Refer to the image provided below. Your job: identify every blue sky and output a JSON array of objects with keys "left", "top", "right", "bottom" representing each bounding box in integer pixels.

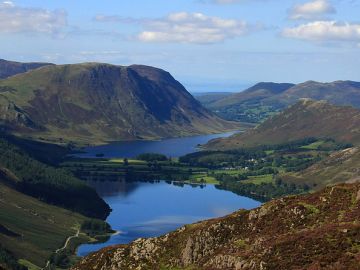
[{"left": 0, "top": 0, "right": 359, "bottom": 92}]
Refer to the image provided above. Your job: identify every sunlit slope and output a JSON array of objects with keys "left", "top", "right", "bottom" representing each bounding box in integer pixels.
[{"left": 206, "top": 99, "right": 360, "bottom": 149}]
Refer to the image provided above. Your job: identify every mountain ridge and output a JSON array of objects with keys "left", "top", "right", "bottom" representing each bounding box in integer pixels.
[
  {"left": 202, "top": 80, "right": 360, "bottom": 123},
  {"left": 0, "top": 62, "right": 237, "bottom": 144}
]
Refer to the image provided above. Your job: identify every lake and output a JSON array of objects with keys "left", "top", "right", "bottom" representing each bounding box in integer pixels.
[
  {"left": 74, "top": 131, "right": 238, "bottom": 158},
  {"left": 76, "top": 131, "right": 261, "bottom": 256},
  {"left": 77, "top": 180, "right": 261, "bottom": 256}
]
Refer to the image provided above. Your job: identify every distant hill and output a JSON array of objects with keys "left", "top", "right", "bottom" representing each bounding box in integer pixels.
[
  {"left": 203, "top": 80, "right": 360, "bottom": 123},
  {"left": 210, "top": 82, "right": 295, "bottom": 108},
  {"left": 206, "top": 99, "right": 360, "bottom": 149},
  {"left": 73, "top": 182, "right": 360, "bottom": 270},
  {"left": 0, "top": 62, "right": 237, "bottom": 144},
  {"left": 0, "top": 59, "right": 53, "bottom": 79}
]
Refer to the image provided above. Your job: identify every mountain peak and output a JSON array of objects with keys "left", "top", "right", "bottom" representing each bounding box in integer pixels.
[{"left": 246, "top": 82, "right": 295, "bottom": 94}]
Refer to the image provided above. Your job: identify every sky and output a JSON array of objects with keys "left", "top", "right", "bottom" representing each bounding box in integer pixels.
[{"left": 0, "top": 0, "right": 359, "bottom": 92}]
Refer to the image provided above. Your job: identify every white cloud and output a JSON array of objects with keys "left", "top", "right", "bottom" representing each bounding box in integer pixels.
[
  {"left": 139, "top": 13, "right": 250, "bottom": 44},
  {"left": 289, "top": 0, "right": 336, "bottom": 20},
  {"left": 0, "top": 1, "right": 67, "bottom": 35},
  {"left": 282, "top": 21, "right": 360, "bottom": 45},
  {"left": 95, "top": 12, "right": 252, "bottom": 44}
]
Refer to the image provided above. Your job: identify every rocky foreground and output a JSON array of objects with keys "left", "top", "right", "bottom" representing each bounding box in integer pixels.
[{"left": 73, "top": 183, "right": 360, "bottom": 270}]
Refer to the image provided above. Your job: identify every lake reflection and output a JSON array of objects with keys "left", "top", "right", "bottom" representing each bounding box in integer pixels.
[{"left": 77, "top": 180, "right": 261, "bottom": 256}]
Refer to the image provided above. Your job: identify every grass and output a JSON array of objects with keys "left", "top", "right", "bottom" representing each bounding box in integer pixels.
[
  {"left": 107, "top": 159, "right": 147, "bottom": 165},
  {"left": 0, "top": 182, "right": 89, "bottom": 268},
  {"left": 18, "top": 259, "right": 41, "bottom": 270},
  {"left": 188, "top": 174, "right": 219, "bottom": 184},
  {"left": 298, "top": 203, "right": 320, "bottom": 215},
  {"left": 301, "top": 140, "right": 325, "bottom": 150},
  {"left": 242, "top": 174, "right": 274, "bottom": 185}
]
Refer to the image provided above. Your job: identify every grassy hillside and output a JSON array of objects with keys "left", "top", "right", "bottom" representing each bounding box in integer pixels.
[
  {"left": 0, "top": 181, "right": 88, "bottom": 268},
  {"left": 203, "top": 80, "right": 360, "bottom": 123},
  {"left": 0, "top": 62, "right": 238, "bottom": 144},
  {"left": 0, "top": 59, "right": 52, "bottom": 79},
  {"left": 73, "top": 182, "right": 360, "bottom": 270},
  {"left": 206, "top": 99, "right": 360, "bottom": 149},
  {"left": 282, "top": 147, "right": 360, "bottom": 189}
]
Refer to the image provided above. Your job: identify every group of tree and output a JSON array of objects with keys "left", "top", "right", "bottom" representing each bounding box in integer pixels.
[{"left": 0, "top": 138, "right": 110, "bottom": 219}]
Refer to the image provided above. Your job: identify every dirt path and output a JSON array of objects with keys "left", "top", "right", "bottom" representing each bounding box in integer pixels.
[
  {"left": 43, "top": 229, "right": 80, "bottom": 269},
  {"left": 55, "top": 229, "right": 80, "bottom": 254}
]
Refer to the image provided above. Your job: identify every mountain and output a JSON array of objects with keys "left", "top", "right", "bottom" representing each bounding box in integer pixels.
[
  {"left": 209, "top": 82, "right": 295, "bottom": 108},
  {"left": 0, "top": 62, "right": 237, "bottom": 144},
  {"left": 206, "top": 99, "right": 360, "bottom": 149},
  {"left": 72, "top": 182, "right": 360, "bottom": 270},
  {"left": 203, "top": 80, "right": 360, "bottom": 123},
  {"left": 0, "top": 59, "right": 52, "bottom": 79},
  {"left": 276, "top": 80, "right": 360, "bottom": 107}
]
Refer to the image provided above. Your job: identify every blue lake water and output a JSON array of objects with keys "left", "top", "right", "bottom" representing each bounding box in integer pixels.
[
  {"left": 77, "top": 181, "right": 261, "bottom": 256},
  {"left": 74, "top": 131, "right": 238, "bottom": 158},
  {"left": 76, "top": 131, "right": 261, "bottom": 256}
]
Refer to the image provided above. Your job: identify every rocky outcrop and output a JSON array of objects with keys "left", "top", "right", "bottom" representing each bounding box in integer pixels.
[{"left": 73, "top": 183, "right": 360, "bottom": 270}]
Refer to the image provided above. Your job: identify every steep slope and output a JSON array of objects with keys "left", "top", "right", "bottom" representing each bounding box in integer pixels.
[
  {"left": 73, "top": 182, "right": 360, "bottom": 270},
  {"left": 0, "top": 137, "right": 110, "bottom": 219},
  {"left": 206, "top": 99, "right": 360, "bottom": 149},
  {"left": 283, "top": 147, "right": 360, "bottom": 189},
  {"left": 0, "top": 59, "right": 52, "bottom": 79},
  {"left": 0, "top": 63, "right": 236, "bottom": 144}
]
